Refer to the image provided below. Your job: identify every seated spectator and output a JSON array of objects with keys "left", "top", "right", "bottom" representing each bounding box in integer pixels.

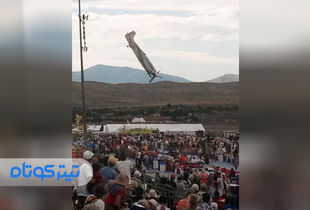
[
  {"left": 223, "top": 196, "right": 236, "bottom": 210},
  {"left": 149, "top": 199, "right": 158, "bottom": 210},
  {"left": 210, "top": 202, "right": 218, "bottom": 210},
  {"left": 148, "top": 189, "right": 158, "bottom": 200},
  {"left": 83, "top": 183, "right": 108, "bottom": 210},
  {"left": 132, "top": 186, "right": 144, "bottom": 203},
  {"left": 82, "top": 204, "right": 100, "bottom": 210},
  {"left": 131, "top": 199, "right": 150, "bottom": 210}
]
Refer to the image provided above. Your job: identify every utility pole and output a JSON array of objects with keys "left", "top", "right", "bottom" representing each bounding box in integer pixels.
[{"left": 78, "top": 0, "right": 87, "bottom": 141}]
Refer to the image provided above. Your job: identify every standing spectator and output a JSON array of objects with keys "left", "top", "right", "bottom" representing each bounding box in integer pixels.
[
  {"left": 217, "top": 175, "right": 224, "bottom": 196},
  {"left": 187, "top": 194, "right": 198, "bottom": 210},
  {"left": 191, "top": 184, "right": 199, "bottom": 195},
  {"left": 87, "top": 162, "right": 104, "bottom": 194},
  {"left": 176, "top": 177, "right": 186, "bottom": 192},
  {"left": 157, "top": 196, "right": 170, "bottom": 210},
  {"left": 197, "top": 193, "right": 210, "bottom": 210},
  {"left": 198, "top": 184, "right": 208, "bottom": 203},
  {"left": 168, "top": 174, "right": 177, "bottom": 188},
  {"left": 77, "top": 151, "right": 95, "bottom": 210},
  {"left": 101, "top": 156, "right": 118, "bottom": 182},
  {"left": 104, "top": 173, "right": 129, "bottom": 210},
  {"left": 176, "top": 188, "right": 194, "bottom": 210}
]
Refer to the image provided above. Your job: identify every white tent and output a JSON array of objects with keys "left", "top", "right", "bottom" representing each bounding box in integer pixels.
[
  {"left": 87, "top": 125, "right": 103, "bottom": 132},
  {"left": 72, "top": 128, "right": 81, "bottom": 133},
  {"left": 103, "top": 124, "right": 205, "bottom": 134},
  {"left": 132, "top": 117, "right": 146, "bottom": 123}
]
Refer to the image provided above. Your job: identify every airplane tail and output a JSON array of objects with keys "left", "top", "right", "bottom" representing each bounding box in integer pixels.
[
  {"left": 156, "top": 70, "right": 162, "bottom": 78},
  {"left": 149, "top": 71, "right": 161, "bottom": 83},
  {"left": 149, "top": 75, "right": 156, "bottom": 83}
]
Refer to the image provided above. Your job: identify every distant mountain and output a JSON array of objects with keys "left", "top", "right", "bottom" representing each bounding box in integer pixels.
[
  {"left": 72, "top": 64, "right": 190, "bottom": 84},
  {"left": 207, "top": 74, "right": 239, "bottom": 83}
]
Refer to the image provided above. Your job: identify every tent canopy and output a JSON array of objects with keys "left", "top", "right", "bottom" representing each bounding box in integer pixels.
[{"left": 103, "top": 124, "right": 205, "bottom": 134}]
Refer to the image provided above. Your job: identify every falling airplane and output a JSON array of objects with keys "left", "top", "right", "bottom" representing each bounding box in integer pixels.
[{"left": 125, "top": 31, "right": 161, "bottom": 83}]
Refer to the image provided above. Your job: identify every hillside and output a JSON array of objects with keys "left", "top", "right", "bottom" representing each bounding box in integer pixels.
[
  {"left": 72, "top": 64, "right": 190, "bottom": 84},
  {"left": 72, "top": 81, "right": 239, "bottom": 109},
  {"left": 207, "top": 74, "right": 239, "bottom": 83}
]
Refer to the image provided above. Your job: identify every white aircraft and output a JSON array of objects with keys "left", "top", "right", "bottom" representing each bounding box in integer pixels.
[{"left": 125, "top": 31, "right": 161, "bottom": 83}]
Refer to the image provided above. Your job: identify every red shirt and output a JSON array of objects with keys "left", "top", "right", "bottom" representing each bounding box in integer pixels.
[
  {"left": 104, "top": 185, "right": 125, "bottom": 205},
  {"left": 177, "top": 198, "right": 189, "bottom": 210}
]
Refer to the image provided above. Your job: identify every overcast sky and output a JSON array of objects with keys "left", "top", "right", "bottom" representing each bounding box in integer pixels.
[{"left": 72, "top": 0, "right": 239, "bottom": 82}]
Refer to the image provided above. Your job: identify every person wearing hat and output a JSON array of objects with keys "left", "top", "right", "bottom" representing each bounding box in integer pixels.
[
  {"left": 210, "top": 202, "right": 218, "bottom": 210},
  {"left": 76, "top": 151, "right": 95, "bottom": 209},
  {"left": 100, "top": 156, "right": 118, "bottom": 182},
  {"left": 83, "top": 150, "right": 95, "bottom": 162}
]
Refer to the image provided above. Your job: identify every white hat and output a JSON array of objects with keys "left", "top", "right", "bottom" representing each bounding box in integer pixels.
[
  {"left": 210, "top": 202, "right": 218, "bottom": 210},
  {"left": 134, "top": 170, "right": 142, "bottom": 178},
  {"left": 83, "top": 150, "right": 94, "bottom": 160},
  {"left": 191, "top": 183, "right": 199, "bottom": 192}
]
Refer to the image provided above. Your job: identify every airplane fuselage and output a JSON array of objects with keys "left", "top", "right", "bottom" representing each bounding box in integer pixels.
[{"left": 125, "top": 31, "right": 159, "bottom": 80}]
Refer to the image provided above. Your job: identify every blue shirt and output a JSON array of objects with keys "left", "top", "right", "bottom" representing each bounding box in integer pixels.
[
  {"left": 223, "top": 205, "right": 236, "bottom": 210},
  {"left": 100, "top": 166, "right": 118, "bottom": 182},
  {"left": 197, "top": 203, "right": 210, "bottom": 210}
]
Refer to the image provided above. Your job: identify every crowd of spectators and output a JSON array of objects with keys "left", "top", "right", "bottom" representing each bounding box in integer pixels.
[{"left": 72, "top": 132, "right": 239, "bottom": 210}]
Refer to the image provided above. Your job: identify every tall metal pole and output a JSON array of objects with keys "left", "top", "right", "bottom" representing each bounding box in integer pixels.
[{"left": 78, "top": 0, "right": 87, "bottom": 141}]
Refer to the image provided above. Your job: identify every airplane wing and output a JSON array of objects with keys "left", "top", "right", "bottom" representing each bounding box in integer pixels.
[{"left": 125, "top": 31, "right": 157, "bottom": 76}]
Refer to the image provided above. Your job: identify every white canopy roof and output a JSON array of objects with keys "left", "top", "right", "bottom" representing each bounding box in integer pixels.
[
  {"left": 87, "top": 125, "right": 103, "bottom": 132},
  {"left": 103, "top": 124, "right": 205, "bottom": 134}
]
